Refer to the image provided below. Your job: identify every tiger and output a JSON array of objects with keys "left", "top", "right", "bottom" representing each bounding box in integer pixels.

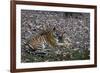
[
  {"left": 24, "top": 27, "right": 58, "bottom": 50},
  {"left": 23, "top": 26, "right": 72, "bottom": 51}
]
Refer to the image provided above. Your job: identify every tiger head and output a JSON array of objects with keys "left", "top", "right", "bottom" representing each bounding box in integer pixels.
[
  {"left": 48, "top": 27, "right": 72, "bottom": 49},
  {"left": 43, "top": 26, "right": 72, "bottom": 49}
]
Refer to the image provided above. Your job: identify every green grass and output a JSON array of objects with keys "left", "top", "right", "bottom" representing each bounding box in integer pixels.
[{"left": 21, "top": 47, "right": 90, "bottom": 62}]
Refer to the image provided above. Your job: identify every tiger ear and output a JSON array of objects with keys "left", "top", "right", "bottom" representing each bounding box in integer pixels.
[{"left": 53, "top": 27, "right": 56, "bottom": 31}]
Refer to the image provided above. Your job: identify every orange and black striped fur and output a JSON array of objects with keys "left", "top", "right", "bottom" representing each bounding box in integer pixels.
[
  {"left": 25, "top": 28, "right": 57, "bottom": 50},
  {"left": 24, "top": 27, "right": 72, "bottom": 50}
]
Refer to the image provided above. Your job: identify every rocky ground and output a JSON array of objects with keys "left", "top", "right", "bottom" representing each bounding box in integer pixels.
[{"left": 21, "top": 10, "right": 90, "bottom": 63}]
